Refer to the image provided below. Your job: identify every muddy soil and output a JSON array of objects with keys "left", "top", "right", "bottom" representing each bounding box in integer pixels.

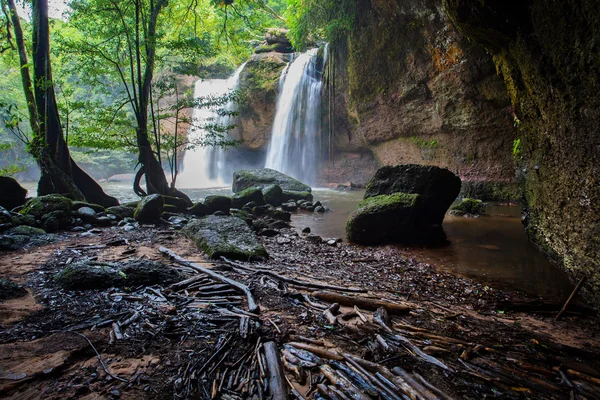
[{"left": 1, "top": 223, "right": 599, "bottom": 399}]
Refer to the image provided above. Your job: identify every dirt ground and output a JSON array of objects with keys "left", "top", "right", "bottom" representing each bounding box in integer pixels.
[{"left": 1, "top": 223, "right": 599, "bottom": 399}]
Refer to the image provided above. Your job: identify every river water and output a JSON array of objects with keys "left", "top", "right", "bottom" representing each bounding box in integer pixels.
[{"left": 21, "top": 181, "right": 574, "bottom": 300}]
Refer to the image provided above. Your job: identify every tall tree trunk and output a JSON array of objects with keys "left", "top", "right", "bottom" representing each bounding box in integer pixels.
[{"left": 29, "top": 0, "right": 119, "bottom": 207}]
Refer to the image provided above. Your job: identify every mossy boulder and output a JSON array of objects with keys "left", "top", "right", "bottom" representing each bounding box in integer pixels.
[
  {"left": 183, "top": 215, "right": 267, "bottom": 260},
  {"left": 231, "top": 188, "right": 265, "bottom": 209},
  {"left": 41, "top": 210, "right": 71, "bottom": 232},
  {"left": 11, "top": 214, "right": 36, "bottom": 227},
  {"left": 0, "top": 226, "right": 52, "bottom": 251},
  {"left": 162, "top": 196, "right": 191, "bottom": 212},
  {"left": 204, "top": 195, "right": 231, "bottom": 214},
  {"left": 232, "top": 168, "right": 311, "bottom": 193},
  {"left": 265, "top": 208, "right": 291, "bottom": 222},
  {"left": 346, "top": 192, "right": 446, "bottom": 245},
  {"left": 450, "top": 198, "right": 486, "bottom": 216},
  {"left": 281, "top": 190, "right": 313, "bottom": 202},
  {"left": 187, "top": 202, "right": 209, "bottom": 217},
  {"left": 106, "top": 206, "right": 134, "bottom": 219},
  {"left": 134, "top": 194, "right": 164, "bottom": 223},
  {"left": 0, "top": 278, "right": 27, "bottom": 301},
  {"left": 365, "top": 164, "right": 461, "bottom": 225},
  {"left": 20, "top": 195, "right": 72, "bottom": 219},
  {"left": 262, "top": 184, "right": 283, "bottom": 206},
  {"left": 0, "top": 177, "right": 27, "bottom": 210},
  {"left": 54, "top": 259, "right": 181, "bottom": 290},
  {"left": 72, "top": 201, "right": 105, "bottom": 213}
]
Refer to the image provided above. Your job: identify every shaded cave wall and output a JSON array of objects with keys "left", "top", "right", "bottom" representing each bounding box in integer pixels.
[
  {"left": 323, "top": 0, "right": 518, "bottom": 198},
  {"left": 443, "top": 0, "right": 600, "bottom": 305}
]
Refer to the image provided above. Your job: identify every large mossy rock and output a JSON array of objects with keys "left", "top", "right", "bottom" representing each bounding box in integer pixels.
[
  {"left": 134, "top": 194, "right": 164, "bottom": 223},
  {"left": 20, "top": 194, "right": 72, "bottom": 219},
  {"left": 187, "top": 202, "right": 209, "bottom": 217},
  {"left": 0, "top": 226, "right": 52, "bottom": 251},
  {"left": 364, "top": 164, "right": 461, "bottom": 225},
  {"left": 0, "top": 177, "right": 27, "bottom": 211},
  {"left": 54, "top": 259, "right": 181, "bottom": 290},
  {"left": 262, "top": 184, "right": 283, "bottom": 206},
  {"left": 183, "top": 215, "right": 267, "bottom": 260},
  {"left": 450, "top": 198, "right": 486, "bottom": 216},
  {"left": 231, "top": 188, "right": 265, "bottom": 209},
  {"left": 106, "top": 206, "right": 134, "bottom": 219},
  {"left": 204, "top": 195, "right": 231, "bottom": 214},
  {"left": 232, "top": 168, "right": 311, "bottom": 193}
]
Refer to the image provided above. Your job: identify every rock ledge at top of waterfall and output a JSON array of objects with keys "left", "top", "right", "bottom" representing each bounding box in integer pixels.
[{"left": 232, "top": 168, "right": 311, "bottom": 193}]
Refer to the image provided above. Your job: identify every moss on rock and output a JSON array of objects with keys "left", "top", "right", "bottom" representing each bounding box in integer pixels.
[
  {"left": 231, "top": 187, "right": 265, "bottom": 209},
  {"left": 20, "top": 195, "right": 72, "bottom": 219},
  {"left": 451, "top": 198, "right": 486, "bottom": 216}
]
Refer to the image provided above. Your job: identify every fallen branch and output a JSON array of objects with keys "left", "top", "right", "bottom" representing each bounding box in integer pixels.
[
  {"left": 71, "top": 332, "right": 129, "bottom": 383},
  {"left": 555, "top": 276, "right": 586, "bottom": 321},
  {"left": 311, "top": 291, "right": 411, "bottom": 314},
  {"left": 159, "top": 247, "right": 259, "bottom": 313},
  {"left": 264, "top": 342, "right": 289, "bottom": 400}
]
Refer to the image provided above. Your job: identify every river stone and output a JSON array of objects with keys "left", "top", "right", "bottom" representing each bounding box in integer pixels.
[
  {"left": 187, "top": 202, "right": 209, "bottom": 217},
  {"left": 451, "top": 198, "right": 486, "bottom": 216},
  {"left": 0, "top": 206, "right": 13, "bottom": 231},
  {"left": 364, "top": 164, "right": 461, "bottom": 225},
  {"left": 204, "top": 195, "right": 231, "bottom": 214},
  {"left": 134, "top": 194, "right": 164, "bottom": 223},
  {"left": 75, "top": 206, "right": 97, "bottom": 220},
  {"left": 20, "top": 194, "right": 72, "bottom": 219},
  {"left": 265, "top": 208, "right": 291, "bottom": 222},
  {"left": 183, "top": 215, "right": 267, "bottom": 260},
  {"left": 162, "top": 196, "right": 190, "bottom": 212},
  {"left": 232, "top": 168, "right": 311, "bottom": 193},
  {"left": 231, "top": 188, "right": 265, "bottom": 209},
  {"left": 0, "top": 177, "right": 27, "bottom": 211},
  {"left": 262, "top": 184, "right": 283, "bottom": 206},
  {"left": 41, "top": 210, "right": 71, "bottom": 232},
  {"left": 106, "top": 206, "right": 134, "bottom": 219},
  {"left": 54, "top": 259, "right": 181, "bottom": 290},
  {"left": 346, "top": 192, "right": 446, "bottom": 245},
  {"left": 0, "top": 278, "right": 27, "bottom": 301},
  {"left": 281, "top": 190, "right": 313, "bottom": 202},
  {"left": 72, "top": 201, "right": 105, "bottom": 213}
]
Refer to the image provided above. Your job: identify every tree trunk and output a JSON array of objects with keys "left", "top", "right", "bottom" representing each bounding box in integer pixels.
[{"left": 30, "top": 0, "right": 118, "bottom": 207}]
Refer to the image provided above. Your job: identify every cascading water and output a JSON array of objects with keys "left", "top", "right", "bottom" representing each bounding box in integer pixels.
[
  {"left": 264, "top": 47, "right": 325, "bottom": 185},
  {"left": 177, "top": 64, "right": 245, "bottom": 188}
]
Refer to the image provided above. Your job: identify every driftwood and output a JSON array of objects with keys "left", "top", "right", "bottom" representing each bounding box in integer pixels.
[
  {"left": 221, "top": 257, "right": 367, "bottom": 293},
  {"left": 264, "top": 342, "right": 289, "bottom": 400},
  {"left": 288, "top": 342, "right": 344, "bottom": 361},
  {"left": 159, "top": 246, "right": 259, "bottom": 313},
  {"left": 556, "top": 276, "right": 586, "bottom": 321},
  {"left": 320, "top": 364, "right": 371, "bottom": 400},
  {"left": 311, "top": 291, "right": 411, "bottom": 314}
]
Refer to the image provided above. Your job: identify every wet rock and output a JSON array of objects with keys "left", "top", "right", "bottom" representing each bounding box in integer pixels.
[
  {"left": 0, "top": 226, "right": 52, "bottom": 251},
  {"left": 204, "top": 195, "right": 231, "bottom": 214},
  {"left": 346, "top": 192, "right": 446, "bottom": 245},
  {"left": 106, "top": 206, "right": 134, "bottom": 219},
  {"left": 252, "top": 205, "right": 269, "bottom": 217},
  {"left": 187, "top": 202, "right": 209, "bottom": 217},
  {"left": 326, "top": 239, "right": 337, "bottom": 246},
  {"left": 302, "top": 227, "right": 311, "bottom": 234},
  {"left": 276, "top": 236, "right": 291, "bottom": 244},
  {"left": 41, "top": 210, "right": 71, "bottom": 232},
  {"left": 364, "top": 164, "right": 461, "bottom": 225},
  {"left": 450, "top": 198, "right": 486, "bottom": 216},
  {"left": 0, "top": 206, "right": 13, "bottom": 231},
  {"left": 262, "top": 184, "right": 283, "bottom": 206},
  {"left": 11, "top": 214, "right": 36, "bottom": 227},
  {"left": 74, "top": 207, "right": 97, "bottom": 223},
  {"left": 281, "top": 190, "right": 313, "bottom": 202},
  {"left": 163, "top": 204, "right": 179, "bottom": 213},
  {"left": 123, "top": 201, "right": 140, "bottom": 209},
  {"left": 0, "top": 278, "right": 27, "bottom": 300},
  {"left": 305, "top": 234, "right": 323, "bottom": 244},
  {"left": 315, "top": 206, "right": 326, "bottom": 213},
  {"left": 251, "top": 219, "right": 269, "bottom": 232},
  {"left": 134, "top": 194, "right": 164, "bottom": 223},
  {"left": 265, "top": 208, "right": 291, "bottom": 222},
  {"left": 20, "top": 194, "right": 72, "bottom": 219},
  {"left": 258, "top": 228, "right": 280, "bottom": 237},
  {"left": 0, "top": 177, "right": 27, "bottom": 211},
  {"left": 54, "top": 259, "right": 181, "bottom": 290},
  {"left": 72, "top": 201, "right": 105, "bottom": 213},
  {"left": 268, "top": 220, "right": 289, "bottom": 230},
  {"left": 230, "top": 209, "right": 253, "bottom": 226},
  {"left": 281, "top": 202, "right": 298, "bottom": 212},
  {"left": 232, "top": 168, "right": 311, "bottom": 193},
  {"left": 162, "top": 196, "right": 191, "bottom": 212},
  {"left": 231, "top": 187, "right": 265, "bottom": 209},
  {"left": 183, "top": 215, "right": 268, "bottom": 260}
]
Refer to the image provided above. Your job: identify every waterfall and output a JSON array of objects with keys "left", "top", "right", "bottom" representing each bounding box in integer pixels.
[
  {"left": 177, "top": 64, "right": 245, "bottom": 189},
  {"left": 265, "top": 47, "right": 324, "bottom": 185}
]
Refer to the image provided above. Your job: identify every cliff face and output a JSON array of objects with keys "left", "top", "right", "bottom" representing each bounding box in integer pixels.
[
  {"left": 444, "top": 0, "right": 600, "bottom": 305},
  {"left": 324, "top": 0, "right": 517, "bottom": 194}
]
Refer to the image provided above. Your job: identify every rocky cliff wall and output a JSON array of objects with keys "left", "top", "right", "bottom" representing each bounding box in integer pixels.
[
  {"left": 322, "top": 0, "right": 517, "bottom": 196},
  {"left": 444, "top": 0, "right": 600, "bottom": 305}
]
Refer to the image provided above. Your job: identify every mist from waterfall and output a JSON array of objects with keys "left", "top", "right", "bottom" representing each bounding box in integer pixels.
[
  {"left": 177, "top": 64, "right": 245, "bottom": 189},
  {"left": 264, "top": 47, "right": 324, "bottom": 185}
]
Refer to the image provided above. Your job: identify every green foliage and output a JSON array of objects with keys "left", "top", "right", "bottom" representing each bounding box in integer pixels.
[
  {"left": 285, "top": 0, "right": 356, "bottom": 50},
  {"left": 409, "top": 136, "right": 439, "bottom": 149},
  {"left": 512, "top": 138, "right": 522, "bottom": 160}
]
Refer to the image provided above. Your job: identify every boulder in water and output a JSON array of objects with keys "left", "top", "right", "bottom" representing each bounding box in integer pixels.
[
  {"left": 346, "top": 192, "right": 446, "bottom": 245},
  {"left": 0, "top": 177, "right": 27, "bottom": 211},
  {"left": 231, "top": 188, "right": 265, "bottom": 209},
  {"left": 281, "top": 190, "right": 313, "bottom": 202},
  {"left": 134, "top": 194, "right": 164, "bottom": 223},
  {"left": 183, "top": 215, "right": 267, "bottom": 260},
  {"left": 450, "top": 198, "right": 486, "bottom": 216},
  {"left": 232, "top": 168, "right": 311, "bottom": 193},
  {"left": 364, "top": 164, "right": 461, "bottom": 225},
  {"left": 204, "top": 195, "right": 231, "bottom": 214},
  {"left": 262, "top": 184, "right": 283, "bottom": 206}
]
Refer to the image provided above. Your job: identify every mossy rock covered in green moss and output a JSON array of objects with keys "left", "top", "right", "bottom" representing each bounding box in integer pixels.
[
  {"left": 262, "top": 184, "right": 283, "bottom": 206},
  {"left": 232, "top": 168, "right": 311, "bottom": 193},
  {"left": 204, "top": 195, "right": 231, "bottom": 214},
  {"left": 54, "top": 260, "right": 181, "bottom": 290},
  {"left": 20, "top": 195, "right": 72, "bottom": 219},
  {"left": 0, "top": 226, "right": 52, "bottom": 251},
  {"left": 106, "top": 206, "right": 134, "bottom": 219},
  {"left": 231, "top": 187, "right": 265, "bottom": 209},
  {"left": 134, "top": 194, "right": 164, "bottom": 223},
  {"left": 183, "top": 215, "right": 267, "bottom": 260},
  {"left": 451, "top": 198, "right": 486, "bottom": 216},
  {"left": 72, "top": 201, "right": 105, "bottom": 213},
  {"left": 187, "top": 202, "right": 209, "bottom": 217}
]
